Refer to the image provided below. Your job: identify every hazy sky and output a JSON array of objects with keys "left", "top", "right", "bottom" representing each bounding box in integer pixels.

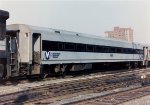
[{"left": 0, "top": 0, "right": 150, "bottom": 44}]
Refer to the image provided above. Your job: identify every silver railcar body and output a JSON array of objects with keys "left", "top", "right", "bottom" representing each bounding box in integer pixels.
[{"left": 5, "top": 24, "right": 149, "bottom": 77}]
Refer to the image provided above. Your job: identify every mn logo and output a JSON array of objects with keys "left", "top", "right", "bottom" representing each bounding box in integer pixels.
[{"left": 45, "top": 51, "right": 51, "bottom": 59}]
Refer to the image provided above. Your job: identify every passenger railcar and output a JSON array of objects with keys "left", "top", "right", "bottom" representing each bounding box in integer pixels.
[
  {"left": 0, "top": 10, "right": 149, "bottom": 79},
  {"left": 3, "top": 24, "right": 149, "bottom": 78}
]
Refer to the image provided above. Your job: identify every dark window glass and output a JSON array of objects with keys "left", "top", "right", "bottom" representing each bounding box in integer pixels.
[
  {"left": 42, "top": 41, "right": 58, "bottom": 51},
  {"left": 95, "top": 46, "right": 103, "bottom": 52},
  {"left": 140, "top": 50, "right": 144, "bottom": 54},
  {"left": 76, "top": 44, "right": 85, "bottom": 51},
  {"left": 58, "top": 42, "right": 63, "bottom": 50},
  {"left": 124, "top": 49, "right": 128, "bottom": 53},
  {"left": 64, "top": 43, "right": 75, "bottom": 51},
  {"left": 110, "top": 47, "right": 116, "bottom": 53},
  {"left": 128, "top": 49, "right": 132, "bottom": 53},
  {"left": 136, "top": 49, "right": 143, "bottom": 54},
  {"left": 50, "top": 41, "right": 58, "bottom": 51},
  {"left": 104, "top": 47, "right": 109, "bottom": 53},
  {"left": 42, "top": 40, "right": 141, "bottom": 54},
  {"left": 86, "top": 45, "right": 94, "bottom": 52},
  {"left": 42, "top": 41, "right": 48, "bottom": 51},
  {"left": 117, "top": 48, "right": 122, "bottom": 53},
  {"left": 135, "top": 49, "right": 139, "bottom": 54}
]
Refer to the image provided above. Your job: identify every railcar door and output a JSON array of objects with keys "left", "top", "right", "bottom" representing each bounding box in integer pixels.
[
  {"left": 143, "top": 47, "right": 148, "bottom": 66},
  {"left": 32, "top": 33, "right": 41, "bottom": 75}
]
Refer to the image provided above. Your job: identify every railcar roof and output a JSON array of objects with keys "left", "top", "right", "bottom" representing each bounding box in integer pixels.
[{"left": 6, "top": 24, "right": 146, "bottom": 47}]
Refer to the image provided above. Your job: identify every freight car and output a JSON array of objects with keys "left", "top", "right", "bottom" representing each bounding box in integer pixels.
[{"left": 0, "top": 10, "right": 150, "bottom": 79}]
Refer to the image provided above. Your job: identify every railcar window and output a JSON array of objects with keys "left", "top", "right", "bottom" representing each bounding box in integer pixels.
[
  {"left": 132, "top": 49, "right": 136, "bottom": 54},
  {"left": 116, "top": 48, "right": 122, "bottom": 53},
  {"left": 76, "top": 44, "right": 85, "bottom": 51},
  {"left": 104, "top": 47, "right": 109, "bottom": 53},
  {"left": 132, "top": 49, "right": 135, "bottom": 54},
  {"left": 42, "top": 41, "right": 58, "bottom": 51},
  {"left": 121, "top": 49, "right": 125, "bottom": 53},
  {"left": 138, "top": 49, "right": 143, "bottom": 54},
  {"left": 64, "top": 43, "right": 75, "bottom": 51},
  {"left": 110, "top": 47, "right": 116, "bottom": 53},
  {"left": 42, "top": 41, "right": 48, "bottom": 51},
  {"left": 131, "top": 49, "right": 134, "bottom": 54},
  {"left": 42, "top": 40, "right": 139, "bottom": 54},
  {"left": 95, "top": 46, "right": 103, "bottom": 52},
  {"left": 134, "top": 49, "right": 138, "bottom": 54},
  {"left": 42, "top": 41, "right": 49, "bottom": 51},
  {"left": 124, "top": 49, "right": 128, "bottom": 53},
  {"left": 58, "top": 42, "right": 63, "bottom": 50},
  {"left": 124, "top": 49, "right": 128, "bottom": 54},
  {"left": 49, "top": 41, "right": 58, "bottom": 51},
  {"left": 86, "top": 45, "right": 94, "bottom": 52},
  {"left": 126, "top": 49, "right": 132, "bottom": 54}
]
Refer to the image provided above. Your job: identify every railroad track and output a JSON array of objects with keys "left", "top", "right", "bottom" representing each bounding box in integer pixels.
[
  {"left": 0, "top": 74, "right": 145, "bottom": 103},
  {"left": 69, "top": 85, "right": 150, "bottom": 105},
  {"left": 0, "top": 68, "right": 149, "bottom": 104},
  {"left": 0, "top": 67, "right": 148, "bottom": 86},
  {"left": 0, "top": 68, "right": 147, "bottom": 95}
]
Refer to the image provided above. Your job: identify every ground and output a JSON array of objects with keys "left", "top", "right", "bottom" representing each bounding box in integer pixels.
[{"left": 120, "top": 95, "right": 150, "bottom": 105}]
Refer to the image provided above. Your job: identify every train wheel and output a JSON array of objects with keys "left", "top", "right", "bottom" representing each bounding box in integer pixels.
[{"left": 0, "top": 64, "right": 4, "bottom": 80}]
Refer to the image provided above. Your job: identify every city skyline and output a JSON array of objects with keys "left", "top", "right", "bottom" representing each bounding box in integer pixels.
[{"left": 0, "top": 0, "right": 150, "bottom": 44}]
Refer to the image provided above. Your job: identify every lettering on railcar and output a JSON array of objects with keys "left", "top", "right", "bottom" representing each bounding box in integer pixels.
[{"left": 45, "top": 51, "right": 60, "bottom": 59}]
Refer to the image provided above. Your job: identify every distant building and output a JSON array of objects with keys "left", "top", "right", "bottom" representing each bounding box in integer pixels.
[{"left": 105, "top": 27, "right": 133, "bottom": 42}]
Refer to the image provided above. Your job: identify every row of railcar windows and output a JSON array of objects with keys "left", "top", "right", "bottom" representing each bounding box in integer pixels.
[{"left": 42, "top": 40, "right": 143, "bottom": 54}]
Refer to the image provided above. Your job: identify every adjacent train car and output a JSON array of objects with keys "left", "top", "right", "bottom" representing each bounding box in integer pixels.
[
  {"left": 3, "top": 24, "right": 149, "bottom": 78},
  {"left": 0, "top": 10, "right": 9, "bottom": 79},
  {"left": 0, "top": 40, "right": 7, "bottom": 78}
]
